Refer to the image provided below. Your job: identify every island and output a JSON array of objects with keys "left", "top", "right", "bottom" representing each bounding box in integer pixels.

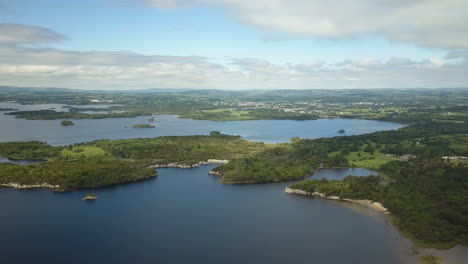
[
  {"left": 82, "top": 194, "right": 97, "bottom": 201},
  {"left": 148, "top": 117, "right": 155, "bottom": 122},
  {"left": 0, "top": 133, "right": 267, "bottom": 191},
  {"left": 338, "top": 129, "right": 345, "bottom": 133},
  {"left": 132, "top": 124, "right": 155, "bottom": 128},
  {"left": 0, "top": 107, "right": 16, "bottom": 111},
  {"left": 60, "top": 120, "right": 75, "bottom": 126}
]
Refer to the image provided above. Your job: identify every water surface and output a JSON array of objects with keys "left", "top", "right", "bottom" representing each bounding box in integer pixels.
[
  {"left": 0, "top": 103, "right": 404, "bottom": 145},
  {"left": 0, "top": 166, "right": 417, "bottom": 264},
  {"left": 0, "top": 102, "right": 419, "bottom": 264}
]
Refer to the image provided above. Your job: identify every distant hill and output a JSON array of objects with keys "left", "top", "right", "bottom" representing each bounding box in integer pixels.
[{"left": 0, "top": 86, "right": 194, "bottom": 94}]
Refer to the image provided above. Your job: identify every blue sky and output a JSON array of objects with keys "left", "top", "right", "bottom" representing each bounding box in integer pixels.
[{"left": 0, "top": 0, "right": 466, "bottom": 90}]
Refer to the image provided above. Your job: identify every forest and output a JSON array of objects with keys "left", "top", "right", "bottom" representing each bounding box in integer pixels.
[
  {"left": 290, "top": 160, "right": 468, "bottom": 248},
  {"left": 0, "top": 134, "right": 270, "bottom": 191}
]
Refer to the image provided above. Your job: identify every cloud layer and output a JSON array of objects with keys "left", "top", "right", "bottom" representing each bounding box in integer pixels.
[
  {"left": 0, "top": 23, "right": 467, "bottom": 90},
  {"left": 138, "top": 0, "right": 468, "bottom": 49}
]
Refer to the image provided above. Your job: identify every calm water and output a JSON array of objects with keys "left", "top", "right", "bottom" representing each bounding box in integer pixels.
[
  {"left": 0, "top": 103, "right": 421, "bottom": 264},
  {"left": 0, "top": 166, "right": 418, "bottom": 264},
  {"left": 0, "top": 103, "right": 404, "bottom": 145}
]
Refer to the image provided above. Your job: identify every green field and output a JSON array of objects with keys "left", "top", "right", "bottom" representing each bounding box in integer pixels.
[
  {"left": 60, "top": 146, "right": 110, "bottom": 159},
  {"left": 345, "top": 151, "right": 397, "bottom": 169}
]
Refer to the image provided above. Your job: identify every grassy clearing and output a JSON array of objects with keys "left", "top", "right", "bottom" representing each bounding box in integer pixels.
[
  {"left": 345, "top": 151, "right": 397, "bottom": 169},
  {"left": 60, "top": 146, "right": 110, "bottom": 159},
  {"left": 441, "top": 134, "right": 468, "bottom": 153},
  {"left": 329, "top": 148, "right": 397, "bottom": 170},
  {"left": 433, "top": 119, "right": 465, "bottom": 124}
]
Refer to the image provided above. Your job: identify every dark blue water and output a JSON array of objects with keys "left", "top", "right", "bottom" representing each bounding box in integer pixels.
[
  {"left": 0, "top": 166, "right": 416, "bottom": 264},
  {"left": 0, "top": 103, "right": 404, "bottom": 145}
]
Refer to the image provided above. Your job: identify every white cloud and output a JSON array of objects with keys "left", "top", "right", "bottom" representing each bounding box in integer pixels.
[
  {"left": 0, "top": 23, "right": 466, "bottom": 89},
  {"left": 131, "top": 0, "right": 189, "bottom": 9},
  {"left": 135, "top": 0, "right": 468, "bottom": 48},
  {"left": 290, "top": 61, "right": 325, "bottom": 73}
]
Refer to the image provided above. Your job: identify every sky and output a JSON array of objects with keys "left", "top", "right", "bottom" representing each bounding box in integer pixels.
[{"left": 0, "top": 0, "right": 467, "bottom": 90}]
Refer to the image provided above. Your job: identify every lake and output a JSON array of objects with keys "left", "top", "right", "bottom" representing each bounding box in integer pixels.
[
  {"left": 0, "top": 102, "right": 404, "bottom": 145},
  {"left": 0, "top": 103, "right": 422, "bottom": 263},
  {"left": 0, "top": 166, "right": 420, "bottom": 264}
]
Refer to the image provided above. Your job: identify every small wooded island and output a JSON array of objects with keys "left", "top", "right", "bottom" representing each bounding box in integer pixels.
[
  {"left": 337, "top": 129, "right": 345, "bottom": 133},
  {"left": 82, "top": 194, "right": 97, "bottom": 201},
  {"left": 60, "top": 120, "right": 75, "bottom": 126},
  {"left": 132, "top": 124, "right": 155, "bottom": 128}
]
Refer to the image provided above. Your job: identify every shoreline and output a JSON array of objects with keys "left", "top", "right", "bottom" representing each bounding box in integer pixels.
[
  {"left": 0, "top": 183, "right": 59, "bottom": 190},
  {"left": 148, "top": 159, "right": 229, "bottom": 169},
  {"left": 0, "top": 173, "right": 157, "bottom": 191},
  {"left": 284, "top": 187, "right": 388, "bottom": 213}
]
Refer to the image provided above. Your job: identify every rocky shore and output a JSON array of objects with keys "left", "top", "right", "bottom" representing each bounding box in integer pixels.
[
  {"left": 82, "top": 194, "right": 97, "bottom": 201},
  {"left": 0, "top": 183, "right": 59, "bottom": 189},
  {"left": 284, "top": 187, "right": 388, "bottom": 213},
  {"left": 208, "top": 170, "right": 222, "bottom": 176},
  {"left": 149, "top": 159, "right": 229, "bottom": 169}
]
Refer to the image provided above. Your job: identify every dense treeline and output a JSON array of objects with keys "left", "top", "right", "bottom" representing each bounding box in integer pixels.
[
  {"left": 290, "top": 175, "right": 384, "bottom": 201},
  {"left": 0, "top": 141, "right": 61, "bottom": 160},
  {"left": 0, "top": 134, "right": 270, "bottom": 190},
  {"left": 380, "top": 160, "right": 468, "bottom": 247},
  {"left": 0, "top": 160, "right": 155, "bottom": 190},
  {"left": 214, "top": 145, "right": 315, "bottom": 183},
  {"left": 290, "top": 160, "right": 468, "bottom": 248},
  {"left": 6, "top": 110, "right": 151, "bottom": 120},
  {"left": 91, "top": 135, "right": 268, "bottom": 165}
]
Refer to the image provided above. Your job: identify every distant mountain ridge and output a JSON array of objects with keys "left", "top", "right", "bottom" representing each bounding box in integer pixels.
[{"left": 0, "top": 86, "right": 194, "bottom": 94}]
